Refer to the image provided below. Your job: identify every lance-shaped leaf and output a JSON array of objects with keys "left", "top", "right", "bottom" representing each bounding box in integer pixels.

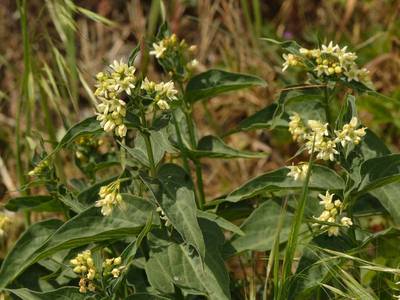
[
  {"left": 221, "top": 165, "right": 344, "bottom": 203},
  {"left": 187, "top": 135, "right": 267, "bottom": 159},
  {"left": 197, "top": 210, "right": 244, "bottom": 236},
  {"left": 0, "top": 195, "right": 156, "bottom": 288},
  {"left": 5, "top": 195, "right": 63, "bottom": 212},
  {"left": 225, "top": 201, "right": 295, "bottom": 255},
  {"left": 0, "top": 219, "right": 62, "bottom": 288},
  {"left": 123, "top": 129, "right": 177, "bottom": 168},
  {"left": 228, "top": 103, "right": 279, "bottom": 134},
  {"left": 55, "top": 116, "right": 102, "bottom": 152},
  {"left": 185, "top": 69, "right": 266, "bottom": 103},
  {"left": 357, "top": 154, "right": 400, "bottom": 193},
  {"left": 141, "top": 164, "right": 205, "bottom": 260},
  {"left": 6, "top": 287, "right": 87, "bottom": 300},
  {"left": 145, "top": 220, "right": 230, "bottom": 300}
]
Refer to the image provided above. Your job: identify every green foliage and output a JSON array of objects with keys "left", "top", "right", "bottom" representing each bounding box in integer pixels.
[{"left": 3, "top": 26, "right": 400, "bottom": 300}]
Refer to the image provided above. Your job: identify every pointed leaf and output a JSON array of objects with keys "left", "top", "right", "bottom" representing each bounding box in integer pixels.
[
  {"left": 55, "top": 116, "right": 102, "bottom": 151},
  {"left": 226, "top": 201, "right": 294, "bottom": 254},
  {"left": 222, "top": 165, "right": 344, "bottom": 203},
  {"left": 6, "top": 287, "right": 86, "bottom": 300},
  {"left": 141, "top": 164, "right": 205, "bottom": 260},
  {"left": 146, "top": 220, "right": 231, "bottom": 300},
  {"left": 5, "top": 195, "right": 63, "bottom": 212},
  {"left": 185, "top": 69, "right": 266, "bottom": 103},
  {"left": 188, "top": 135, "right": 267, "bottom": 159},
  {"left": 0, "top": 219, "right": 62, "bottom": 288},
  {"left": 0, "top": 195, "right": 156, "bottom": 288}
]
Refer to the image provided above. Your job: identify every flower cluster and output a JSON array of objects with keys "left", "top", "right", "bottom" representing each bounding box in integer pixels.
[
  {"left": 313, "top": 191, "right": 353, "bottom": 236},
  {"left": 28, "top": 159, "right": 49, "bottom": 177},
  {"left": 156, "top": 206, "right": 171, "bottom": 226},
  {"left": 335, "top": 117, "right": 367, "bottom": 147},
  {"left": 102, "top": 256, "right": 123, "bottom": 278},
  {"left": 70, "top": 250, "right": 97, "bottom": 293},
  {"left": 288, "top": 114, "right": 366, "bottom": 162},
  {"left": 150, "top": 33, "right": 198, "bottom": 77},
  {"left": 141, "top": 78, "right": 178, "bottom": 110},
  {"left": 95, "top": 60, "right": 136, "bottom": 138},
  {"left": 287, "top": 163, "right": 309, "bottom": 181},
  {"left": 95, "top": 180, "right": 123, "bottom": 216},
  {"left": 0, "top": 214, "right": 10, "bottom": 236},
  {"left": 282, "top": 41, "right": 371, "bottom": 86}
]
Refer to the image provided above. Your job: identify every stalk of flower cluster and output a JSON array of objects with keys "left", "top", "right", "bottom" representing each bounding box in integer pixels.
[
  {"left": 180, "top": 81, "right": 205, "bottom": 209},
  {"left": 280, "top": 136, "right": 315, "bottom": 298},
  {"left": 140, "top": 108, "right": 157, "bottom": 177}
]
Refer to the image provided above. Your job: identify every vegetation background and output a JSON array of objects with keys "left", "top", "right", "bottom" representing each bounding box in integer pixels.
[{"left": 0, "top": 0, "right": 399, "bottom": 292}]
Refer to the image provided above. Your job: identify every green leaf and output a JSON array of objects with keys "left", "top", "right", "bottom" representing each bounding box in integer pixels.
[
  {"left": 0, "top": 195, "right": 156, "bottom": 288},
  {"left": 0, "top": 219, "right": 62, "bottom": 288},
  {"left": 55, "top": 116, "right": 101, "bottom": 152},
  {"left": 336, "top": 94, "right": 357, "bottom": 129},
  {"left": 124, "top": 129, "right": 177, "bottom": 167},
  {"left": 197, "top": 210, "right": 244, "bottom": 236},
  {"left": 125, "top": 294, "right": 171, "bottom": 300},
  {"left": 5, "top": 195, "right": 63, "bottom": 212},
  {"left": 261, "top": 38, "right": 302, "bottom": 54},
  {"left": 146, "top": 220, "right": 231, "bottom": 300},
  {"left": 342, "top": 129, "right": 390, "bottom": 187},
  {"left": 277, "top": 87, "right": 326, "bottom": 123},
  {"left": 226, "top": 201, "right": 294, "bottom": 254},
  {"left": 369, "top": 183, "right": 400, "bottom": 224},
  {"left": 229, "top": 103, "right": 279, "bottom": 134},
  {"left": 187, "top": 135, "right": 266, "bottom": 159},
  {"left": 128, "top": 44, "right": 141, "bottom": 67},
  {"left": 221, "top": 165, "right": 344, "bottom": 203},
  {"left": 6, "top": 287, "right": 87, "bottom": 300},
  {"left": 185, "top": 69, "right": 266, "bottom": 103},
  {"left": 141, "top": 164, "right": 205, "bottom": 260},
  {"left": 357, "top": 154, "right": 400, "bottom": 193}
]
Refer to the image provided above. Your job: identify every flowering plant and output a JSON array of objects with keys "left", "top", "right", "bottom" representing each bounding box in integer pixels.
[{"left": 1, "top": 28, "right": 400, "bottom": 299}]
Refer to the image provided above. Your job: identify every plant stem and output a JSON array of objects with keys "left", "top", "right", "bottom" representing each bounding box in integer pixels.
[
  {"left": 183, "top": 107, "right": 205, "bottom": 209},
  {"left": 324, "top": 86, "right": 334, "bottom": 131},
  {"left": 140, "top": 110, "right": 156, "bottom": 177},
  {"left": 280, "top": 144, "right": 315, "bottom": 298},
  {"left": 171, "top": 111, "right": 191, "bottom": 173}
]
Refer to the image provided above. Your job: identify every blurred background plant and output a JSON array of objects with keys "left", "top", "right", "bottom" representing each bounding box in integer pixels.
[{"left": 0, "top": 0, "right": 399, "bottom": 298}]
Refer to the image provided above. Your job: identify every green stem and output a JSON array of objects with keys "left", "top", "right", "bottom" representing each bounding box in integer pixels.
[
  {"left": 280, "top": 144, "right": 315, "bottom": 298},
  {"left": 140, "top": 110, "right": 156, "bottom": 177},
  {"left": 324, "top": 86, "right": 334, "bottom": 131},
  {"left": 171, "top": 110, "right": 191, "bottom": 173},
  {"left": 183, "top": 107, "right": 205, "bottom": 209}
]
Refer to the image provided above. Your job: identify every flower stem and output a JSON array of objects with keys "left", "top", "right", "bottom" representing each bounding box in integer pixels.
[
  {"left": 183, "top": 107, "right": 205, "bottom": 209},
  {"left": 140, "top": 110, "right": 156, "bottom": 177}
]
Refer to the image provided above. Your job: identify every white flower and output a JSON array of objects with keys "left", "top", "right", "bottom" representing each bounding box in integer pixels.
[
  {"left": 282, "top": 53, "right": 299, "bottom": 72},
  {"left": 341, "top": 216, "right": 353, "bottom": 227},
  {"left": 95, "top": 181, "right": 123, "bottom": 216},
  {"left": 318, "top": 191, "right": 335, "bottom": 206},
  {"left": 287, "top": 163, "right": 309, "bottom": 181},
  {"left": 307, "top": 120, "right": 329, "bottom": 137},
  {"left": 321, "top": 41, "right": 339, "bottom": 54},
  {"left": 288, "top": 113, "right": 306, "bottom": 141},
  {"left": 157, "top": 100, "right": 170, "bottom": 110},
  {"left": 327, "top": 226, "right": 340, "bottom": 237},
  {"left": 111, "top": 268, "right": 121, "bottom": 278},
  {"left": 315, "top": 139, "right": 339, "bottom": 161},
  {"left": 335, "top": 117, "right": 367, "bottom": 147},
  {"left": 150, "top": 41, "right": 167, "bottom": 58}
]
